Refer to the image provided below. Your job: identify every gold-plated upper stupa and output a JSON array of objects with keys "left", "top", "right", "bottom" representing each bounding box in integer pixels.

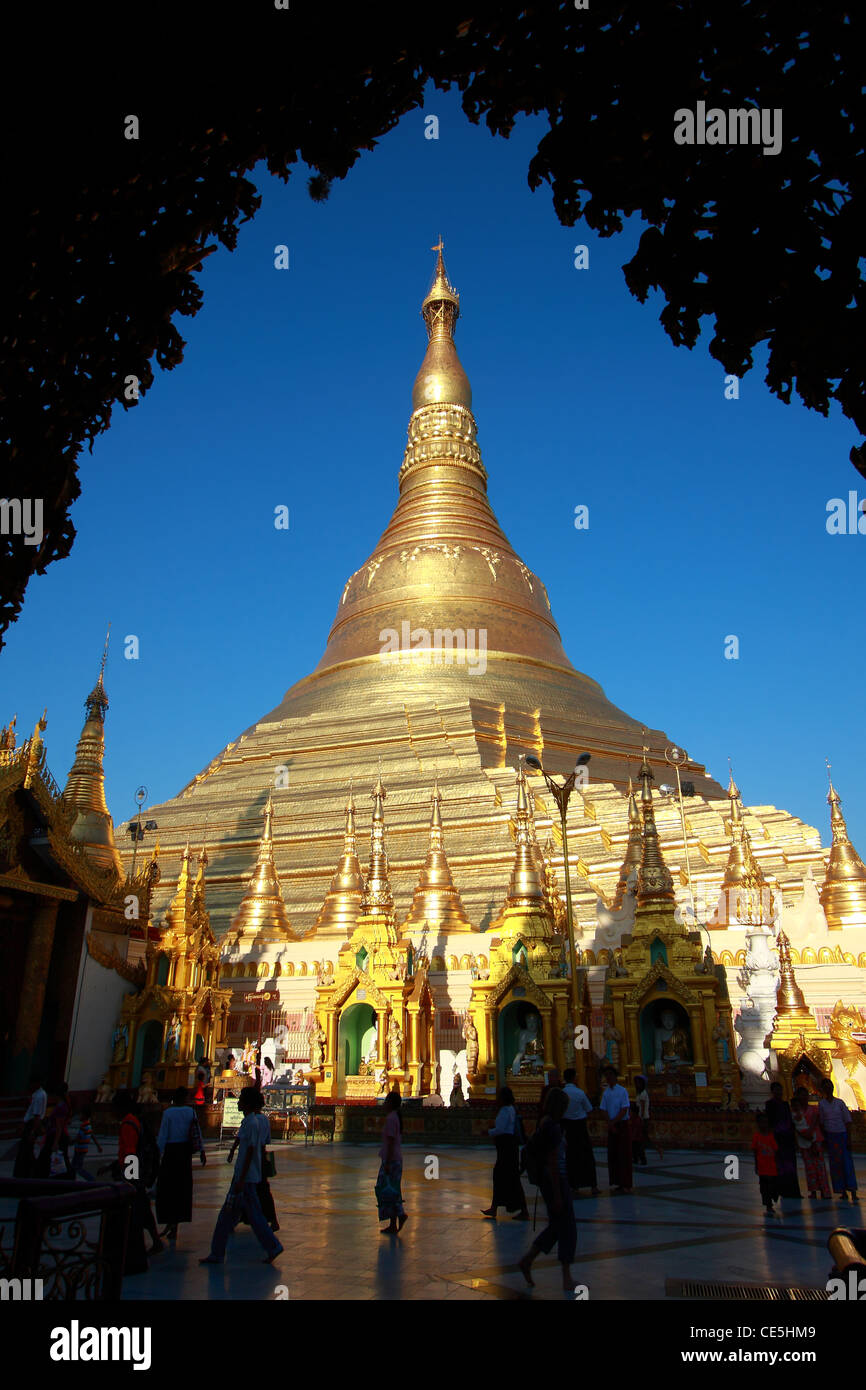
[
  {"left": 124, "top": 246, "right": 734, "bottom": 938},
  {"left": 819, "top": 768, "right": 866, "bottom": 930}
]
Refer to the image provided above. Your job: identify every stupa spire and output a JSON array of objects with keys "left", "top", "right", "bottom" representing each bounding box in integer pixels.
[
  {"left": 612, "top": 778, "right": 643, "bottom": 910},
  {"left": 412, "top": 240, "right": 472, "bottom": 410},
  {"left": 819, "top": 763, "right": 866, "bottom": 930},
  {"left": 636, "top": 749, "right": 675, "bottom": 906},
  {"left": 774, "top": 930, "right": 811, "bottom": 1018},
  {"left": 165, "top": 842, "right": 193, "bottom": 931},
  {"left": 403, "top": 780, "right": 473, "bottom": 932},
  {"left": 712, "top": 768, "right": 774, "bottom": 927},
  {"left": 360, "top": 774, "right": 394, "bottom": 914},
  {"left": 229, "top": 795, "right": 299, "bottom": 942},
  {"left": 62, "top": 630, "right": 122, "bottom": 877},
  {"left": 313, "top": 785, "right": 365, "bottom": 937},
  {"left": 504, "top": 762, "right": 549, "bottom": 911}
]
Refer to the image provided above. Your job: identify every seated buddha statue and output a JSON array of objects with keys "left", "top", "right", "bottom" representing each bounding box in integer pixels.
[{"left": 654, "top": 1008, "right": 691, "bottom": 1070}]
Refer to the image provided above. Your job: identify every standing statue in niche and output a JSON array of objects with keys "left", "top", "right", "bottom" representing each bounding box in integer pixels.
[
  {"left": 164, "top": 1013, "right": 181, "bottom": 1063},
  {"left": 309, "top": 1021, "right": 326, "bottom": 1071},
  {"left": 712, "top": 1014, "right": 730, "bottom": 1065},
  {"left": 388, "top": 1014, "right": 404, "bottom": 1071},
  {"left": 111, "top": 1023, "right": 129, "bottom": 1064},
  {"left": 462, "top": 1016, "right": 479, "bottom": 1076},
  {"left": 603, "top": 1019, "right": 622, "bottom": 1070}
]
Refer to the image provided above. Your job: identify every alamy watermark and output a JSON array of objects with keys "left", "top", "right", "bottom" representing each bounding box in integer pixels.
[
  {"left": 379, "top": 621, "right": 487, "bottom": 676},
  {"left": 674, "top": 103, "right": 782, "bottom": 157},
  {"left": 0, "top": 498, "right": 43, "bottom": 547}
]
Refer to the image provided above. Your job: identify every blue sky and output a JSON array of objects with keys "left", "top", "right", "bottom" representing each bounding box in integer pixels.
[{"left": 4, "top": 86, "right": 864, "bottom": 854}]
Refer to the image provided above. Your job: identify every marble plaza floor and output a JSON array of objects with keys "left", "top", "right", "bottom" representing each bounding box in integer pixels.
[{"left": 103, "top": 1143, "right": 865, "bottom": 1301}]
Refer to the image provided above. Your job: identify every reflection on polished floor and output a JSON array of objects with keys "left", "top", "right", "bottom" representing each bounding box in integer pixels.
[{"left": 106, "top": 1144, "right": 862, "bottom": 1302}]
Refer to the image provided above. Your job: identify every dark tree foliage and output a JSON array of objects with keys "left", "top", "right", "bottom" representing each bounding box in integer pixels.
[{"left": 2, "top": 2, "right": 863, "bottom": 645}]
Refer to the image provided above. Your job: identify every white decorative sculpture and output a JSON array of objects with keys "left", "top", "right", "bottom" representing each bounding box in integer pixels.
[{"left": 734, "top": 924, "right": 780, "bottom": 1105}]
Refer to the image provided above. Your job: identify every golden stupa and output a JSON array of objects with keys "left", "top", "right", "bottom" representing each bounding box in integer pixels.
[{"left": 124, "top": 245, "right": 734, "bottom": 940}]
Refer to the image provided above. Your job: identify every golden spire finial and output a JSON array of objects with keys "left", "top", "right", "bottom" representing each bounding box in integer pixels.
[
  {"left": 99, "top": 623, "right": 111, "bottom": 679},
  {"left": 263, "top": 792, "right": 274, "bottom": 842},
  {"left": 774, "top": 930, "right": 811, "bottom": 1017},
  {"left": 430, "top": 778, "right": 443, "bottom": 831},
  {"left": 819, "top": 767, "right": 866, "bottom": 930},
  {"left": 412, "top": 241, "right": 471, "bottom": 409}
]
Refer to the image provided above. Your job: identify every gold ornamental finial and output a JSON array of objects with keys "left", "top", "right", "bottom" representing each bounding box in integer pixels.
[
  {"left": 636, "top": 749, "right": 675, "bottom": 906},
  {"left": 819, "top": 767, "right": 866, "bottom": 930},
  {"left": 774, "top": 930, "right": 811, "bottom": 1018},
  {"left": 412, "top": 241, "right": 471, "bottom": 409}
]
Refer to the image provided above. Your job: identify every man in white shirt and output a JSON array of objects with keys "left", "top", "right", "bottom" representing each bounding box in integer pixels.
[
  {"left": 23, "top": 1079, "right": 47, "bottom": 1123},
  {"left": 200, "top": 1089, "right": 283, "bottom": 1265},
  {"left": 600, "top": 1066, "right": 633, "bottom": 1194},
  {"left": 14, "top": 1077, "right": 48, "bottom": 1178},
  {"left": 561, "top": 1067, "right": 599, "bottom": 1195},
  {"left": 818, "top": 1078, "right": 858, "bottom": 1200}
]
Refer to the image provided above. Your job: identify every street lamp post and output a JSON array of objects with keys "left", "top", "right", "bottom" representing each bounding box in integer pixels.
[
  {"left": 524, "top": 752, "right": 591, "bottom": 1032},
  {"left": 128, "top": 785, "right": 158, "bottom": 879}
]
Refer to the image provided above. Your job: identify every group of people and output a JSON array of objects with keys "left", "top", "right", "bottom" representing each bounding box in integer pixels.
[
  {"left": 752, "top": 1078, "right": 858, "bottom": 1214},
  {"left": 13, "top": 1065, "right": 861, "bottom": 1285},
  {"left": 13, "top": 1079, "right": 104, "bottom": 1180},
  {"left": 475, "top": 1066, "right": 656, "bottom": 1290}
]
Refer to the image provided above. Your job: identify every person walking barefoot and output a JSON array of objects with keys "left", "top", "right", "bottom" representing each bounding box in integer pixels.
[
  {"left": 200, "top": 1088, "right": 282, "bottom": 1265},
  {"left": 518, "top": 1088, "right": 576, "bottom": 1292},
  {"left": 481, "top": 1086, "right": 529, "bottom": 1221},
  {"left": 377, "top": 1091, "right": 408, "bottom": 1234},
  {"left": 155, "top": 1086, "right": 206, "bottom": 1245}
]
